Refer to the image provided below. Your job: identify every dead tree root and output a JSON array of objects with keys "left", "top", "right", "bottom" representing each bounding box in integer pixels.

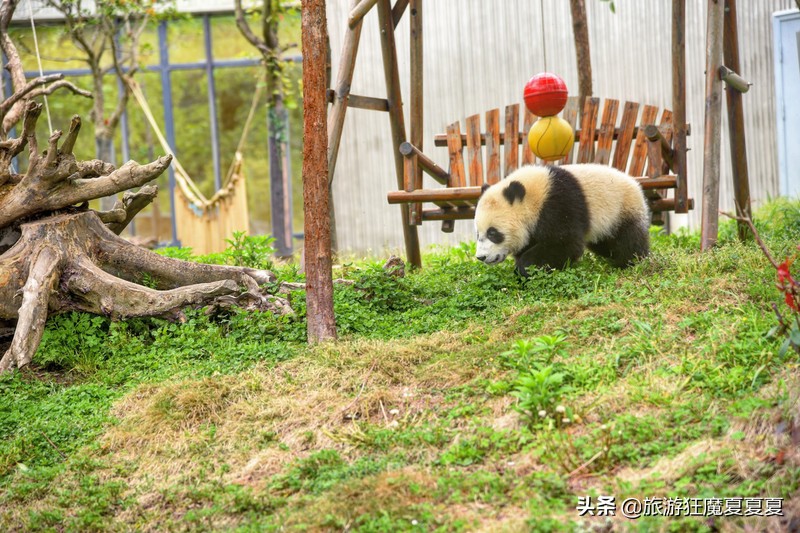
[{"left": 0, "top": 211, "right": 289, "bottom": 373}]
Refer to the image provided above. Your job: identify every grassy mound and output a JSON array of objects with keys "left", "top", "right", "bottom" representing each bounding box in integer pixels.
[{"left": 3, "top": 203, "right": 800, "bottom": 531}]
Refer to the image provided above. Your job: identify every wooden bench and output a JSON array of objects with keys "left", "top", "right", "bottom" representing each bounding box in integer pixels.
[{"left": 387, "top": 97, "right": 693, "bottom": 232}]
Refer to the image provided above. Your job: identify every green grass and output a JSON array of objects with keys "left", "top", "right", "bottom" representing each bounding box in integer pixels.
[{"left": 2, "top": 203, "right": 800, "bottom": 531}]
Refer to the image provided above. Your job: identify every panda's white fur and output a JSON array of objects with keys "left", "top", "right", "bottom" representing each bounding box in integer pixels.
[{"left": 475, "top": 164, "right": 650, "bottom": 275}]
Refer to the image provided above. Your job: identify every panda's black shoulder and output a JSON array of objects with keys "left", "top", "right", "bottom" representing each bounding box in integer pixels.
[
  {"left": 541, "top": 166, "right": 588, "bottom": 206},
  {"left": 530, "top": 165, "right": 590, "bottom": 236}
]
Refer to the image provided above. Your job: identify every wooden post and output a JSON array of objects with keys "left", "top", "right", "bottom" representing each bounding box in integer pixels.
[
  {"left": 723, "top": 0, "right": 752, "bottom": 241},
  {"left": 327, "top": 0, "right": 365, "bottom": 182},
  {"left": 409, "top": 0, "right": 423, "bottom": 226},
  {"left": 377, "top": 0, "right": 421, "bottom": 268},
  {"left": 700, "top": 0, "right": 724, "bottom": 251},
  {"left": 569, "top": 0, "right": 592, "bottom": 117},
  {"left": 348, "top": 0, "right": 380, "bottom": 28},
  {"left": 302, "top": 0, "right": 337, "bottom": 343},
  {"left": 672, "top": 0, "right": 689, "bottom": 214}
]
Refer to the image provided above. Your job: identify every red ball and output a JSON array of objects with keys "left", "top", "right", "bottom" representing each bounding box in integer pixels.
[{"left": 523, "top": 73, "right": 568, "bottom": 116}]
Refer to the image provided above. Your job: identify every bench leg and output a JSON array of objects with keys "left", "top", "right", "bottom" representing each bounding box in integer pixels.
[{"left": 402, "top": 213, "right": 422, "bottom": 269}]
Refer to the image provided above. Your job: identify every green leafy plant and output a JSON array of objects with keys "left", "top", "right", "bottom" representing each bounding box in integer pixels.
[
  {"left": 511, "top": 366, "right": 573, "bottom": 426},
  {"left": 35, "top": 313, "right": 111, "bottom": 374},
  {"left": 221, "top": 231, "right": 276, "bottom": 270},
  {"left": 499, "top": 335, "right": 568, "bottom": 373}
]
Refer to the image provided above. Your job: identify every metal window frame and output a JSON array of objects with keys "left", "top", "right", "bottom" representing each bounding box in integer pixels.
[{"left": 7, "top": 11, "right": 302, "bottom": 246}]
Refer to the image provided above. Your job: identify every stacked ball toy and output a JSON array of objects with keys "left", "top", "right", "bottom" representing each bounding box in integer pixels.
[{"left": 523, "top": 73, "right": 574, "bottom": 161}]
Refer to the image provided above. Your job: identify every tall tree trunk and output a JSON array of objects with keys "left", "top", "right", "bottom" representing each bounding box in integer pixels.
[
  {"left": 569, "top": 0, "right": 592, "bottom": 112},
  {"left": 234, "top": 0, "right": 295, "bottom": 257},
  {"left": 264, "top": 3, "right": 293, "bottom": 258},
  {"left": 302, "top": 0, "right": 336, "bottom": 343},
  {"left": 268, "top": 97, "right": 293, "bottom": 257}
]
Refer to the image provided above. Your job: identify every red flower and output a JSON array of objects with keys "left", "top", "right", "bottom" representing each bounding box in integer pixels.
[
  {"left": 778, "top": 259, "right": 796, "bottom": 285},
  {"left": 786, "top": 291, "right": 797, "bottom": 311}
]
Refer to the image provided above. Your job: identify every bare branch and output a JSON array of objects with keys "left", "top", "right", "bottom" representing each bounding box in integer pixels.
[
  {"left": 235, "top": 0, "right": 270, "bottom": 57},
  {"left": 28, "top": 80, "right": 93, "bottom": 101},
  {"left": 105, "top": 18, "right": 139, "bottom": 134},
  {"left": 0, "top": 74, "right": 64, "bottom": 117},
  {"left": 0, "top": 155, "right": 170, "bottom": 229},
  {"left": 0, "top": 0, "right": 35, "bottom": 134},
  {"left": 0, "top": 101, "right": 41, "bottom": 163},
  {"left": 22, "top": 101, "right": 43, "bottom": 162}
]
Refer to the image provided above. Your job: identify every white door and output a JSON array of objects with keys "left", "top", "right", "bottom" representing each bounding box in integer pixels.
[{"left": 775, "top": 10, "right": 800, "bottom": 196}]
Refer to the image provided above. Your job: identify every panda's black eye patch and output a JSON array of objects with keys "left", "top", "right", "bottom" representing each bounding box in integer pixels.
[
  {"left": 486, "top": 227, "right": 504, "bottom": 244},
  {"left": 502, "top": 181, "right": 526, "bottom": 204}
]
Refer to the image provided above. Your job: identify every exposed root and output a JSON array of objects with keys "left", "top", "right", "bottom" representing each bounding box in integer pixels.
[
  {"left": 0, "top": 246, "right": 62, "bottom": 372},
  {"left": 66, "top": 256, "right": 241, "bottom": 319},
  {"left": 0, "top": 212, "right": 281, "bottom": 373}
]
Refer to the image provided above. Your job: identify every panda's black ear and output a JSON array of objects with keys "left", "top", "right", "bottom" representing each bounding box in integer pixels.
[
  {"left": 502, "top": 180, "right": 526, "bottom": 205},
  {"left": 480, "top": 183, "right": 491, "bottom": 197}
]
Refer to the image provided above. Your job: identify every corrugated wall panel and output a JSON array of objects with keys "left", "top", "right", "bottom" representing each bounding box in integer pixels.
[{"left": 328, "top": 0, "right": 794, "bottom": 254}]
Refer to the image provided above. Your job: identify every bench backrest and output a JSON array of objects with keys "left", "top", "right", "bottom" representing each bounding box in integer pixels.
[{"left": 432, "top": 97, "right": 677, "bottom": 186}]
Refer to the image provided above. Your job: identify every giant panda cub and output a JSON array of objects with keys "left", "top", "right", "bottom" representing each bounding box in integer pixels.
[{"left": 474, "top": 164, "right": 650, "bottom": 276}]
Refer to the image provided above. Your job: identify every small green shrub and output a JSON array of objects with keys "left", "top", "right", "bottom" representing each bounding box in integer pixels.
[{"left": 511, "top": 366, "right": 573, "bottom": 426}]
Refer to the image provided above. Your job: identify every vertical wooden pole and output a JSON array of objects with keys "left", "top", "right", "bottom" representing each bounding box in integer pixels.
[
  {"left": 569, "top": 0, "right": 592, "bottom": 117},
  {"left": 723, "top": 0, "right": 752, "bottom": 240},
  {"left": 327, "top": 0, "right": 364, "bottom": 181},
  {"left": 672, "top": 0, "right": 689, "bottom": 214},
  {"left": 700, "top": 0, "right": 724, "bottom": 251},
  {"left": 409, "top": 0, "right": 423, "bottom": 226},
  {"left": 377, "top": 0, "right": 421, "bottom": 268},
  {"left": 302, "top": 0, "right": 337, "bottom": 343}
]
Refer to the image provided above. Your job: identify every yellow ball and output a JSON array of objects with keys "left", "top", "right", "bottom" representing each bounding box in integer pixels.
[{"left": 527, "top": 116, "right": 575, "bottom": 161}]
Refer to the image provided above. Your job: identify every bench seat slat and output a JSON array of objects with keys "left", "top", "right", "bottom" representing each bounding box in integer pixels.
[{"left": 387, "top": 175, "right": 681, "bottom": 205}]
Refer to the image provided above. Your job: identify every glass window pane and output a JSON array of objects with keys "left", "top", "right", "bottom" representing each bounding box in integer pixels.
[
  {"left": 218, "top": 61, "right": 303, "bottom": 235},
  {"left": 172, "top": 69, "right": 214, "bottom": 199},
  {"left": 8, "top": 24, "right": 89, "bottom": 73},
  {"left": 277, "top": 9, "right": 301, "bottom": 57},
  {"left": 137, "top": 24, "right": 160, "bottom": 67},
  {"left": 214, "top": 66, "right": 268, "bottom": 231},
  {"left": 283, "top": 61, "right": 303, "bottom": 230},
  {"left": 118, "top": 71, "right": 172, "bottom": 242},
  {"left": 211, "top": 15, "right": 260, "bottom": 61},
  {"left": 166, "top": 17, "right": 205, "bottom": 64}
]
